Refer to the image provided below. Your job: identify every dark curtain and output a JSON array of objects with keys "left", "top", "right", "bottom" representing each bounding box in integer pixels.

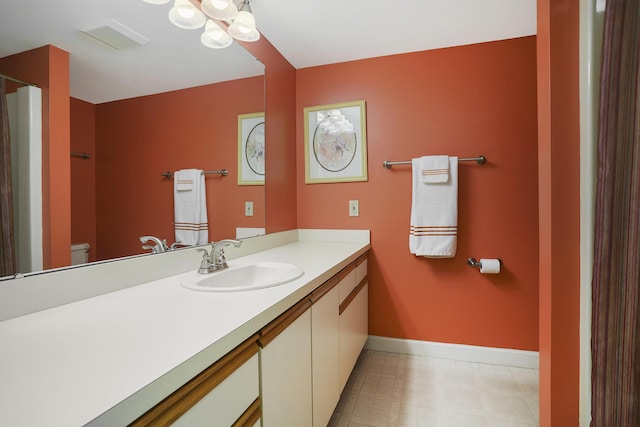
[
  {"left": 591, "top": 0, "right": 640, "bottom": 425},
  {"left": 0, "top": 77, "right": 16, "bottom": 277}
]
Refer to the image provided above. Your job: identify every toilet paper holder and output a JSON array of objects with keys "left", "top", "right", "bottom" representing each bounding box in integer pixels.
[{"left": 466, "top": 257, "right": 502, "bottom": 269}]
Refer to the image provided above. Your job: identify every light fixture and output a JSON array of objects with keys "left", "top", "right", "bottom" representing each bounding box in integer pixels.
[
  {"left": 201, "top": 20, "right": 233, "bottom": 49},
  {"left": 168, "top": 0, "right": 206, "bottom": 30},
  {"left": 227, "top": 1, "right": 260, "bottom": 42},
  {"left": 142, "top": 0, "right": 260, "bottom": 48},
  {"left": 201, "top": 0, "right": 238, "bottom": 21}
]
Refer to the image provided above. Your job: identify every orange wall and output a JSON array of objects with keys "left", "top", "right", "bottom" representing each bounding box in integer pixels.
[
  {"left": 297, "top": 37, "right": 539, "bottom": 351},
  {"left": 70, "top": 98, "right": 97, "bottom": 262},
  {"left": 94, "top": 77, "right": 264, "bottom": 260},
  {"left": 537, "top": 0, "right": 581, "bottom": 425},
  {"left": 240, "top": 37, "right": 297, "bottom": 233},
  {"left": 0, "top": 45, "right": 71, "bottom": 269}
]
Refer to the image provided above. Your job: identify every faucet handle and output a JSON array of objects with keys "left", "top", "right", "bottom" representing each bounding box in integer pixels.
[
  {"left": 217, "top": 247, "right": 228, "bottom": 269},
  {"left": 196, "top": 248, "right": 212, "bottom": 274}
]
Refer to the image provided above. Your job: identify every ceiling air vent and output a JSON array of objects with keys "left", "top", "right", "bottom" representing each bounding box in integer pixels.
[{"left": 82, "top": 20, "right": 149, "bottom": 50}]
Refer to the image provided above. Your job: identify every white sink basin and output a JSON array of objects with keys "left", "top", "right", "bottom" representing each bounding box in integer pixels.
[{"left": 180, "top": 262, "right": 304, "bottom": 292}]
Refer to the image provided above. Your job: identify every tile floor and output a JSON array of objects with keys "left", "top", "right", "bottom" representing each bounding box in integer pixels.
[{"left": 329, "top": 349, "right": 539, "bottom": 427}]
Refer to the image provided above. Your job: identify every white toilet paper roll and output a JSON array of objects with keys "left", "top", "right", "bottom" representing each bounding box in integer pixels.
[{"left": 479, "top": 258, "right": 501, "bottom": 274}]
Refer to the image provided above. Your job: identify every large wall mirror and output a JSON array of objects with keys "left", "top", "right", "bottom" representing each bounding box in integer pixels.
[{"left": 0, "top": 0, "right": 266, "bottom": 279}]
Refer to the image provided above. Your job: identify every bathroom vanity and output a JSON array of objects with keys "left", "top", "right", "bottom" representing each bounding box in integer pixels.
[{"left": 0, "top": 230, "right": 369, "bottom": 426}]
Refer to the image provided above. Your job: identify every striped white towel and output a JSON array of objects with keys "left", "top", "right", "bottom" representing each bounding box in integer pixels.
[
  {"left": 409, "top": 156, "right": 458, "bottom": 257},
  {"left": 174, "top": 169, "right": 208, "bottom": 245},
  {"left": 420, "top": 155, "right": 449, "bottom": 183}
]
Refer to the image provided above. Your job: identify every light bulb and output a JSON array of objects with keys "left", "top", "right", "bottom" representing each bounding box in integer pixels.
[
  {"left": 227, "top": 10, "right": 259, "bottom": 41},
  {"left": 169, "top": 0, "right": 206, "bottom": 29},
  {"left": 201, "top": 19, "right": 233, "bottom": 48},
  {"left": 201, "top": 0, "right": 238, "bottom": 20},
  {"left": 178, "top": 7, "right": 195, "bottom": 19},
  {"left": 211, "top": 0, "right": 230, "bottom": 9}
]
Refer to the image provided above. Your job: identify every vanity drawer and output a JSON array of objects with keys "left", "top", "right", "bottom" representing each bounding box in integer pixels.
[
  {"left": 355, "top": 256, "right": 368, "bottom": 285},
  {"left": 338, "top": 269, "right": 357, "bottom": 305}
]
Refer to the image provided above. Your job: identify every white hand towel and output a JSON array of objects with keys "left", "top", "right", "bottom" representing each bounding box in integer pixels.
[
  {"left": 174, "top": 169, "right": 208, "bottom": 246},
  {"left": 420, "top": 155, "right": 449, "bottom": 183},
  {"left": 175, "top": 177, "right": 194, "bottom": 191},
  {"left": 409, "top": 156, "right": 458, "bottom": 258}
]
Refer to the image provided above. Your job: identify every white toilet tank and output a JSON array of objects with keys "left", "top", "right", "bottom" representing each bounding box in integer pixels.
[{"left": 71, "top": 243, "right": 90, "bottom": 265}]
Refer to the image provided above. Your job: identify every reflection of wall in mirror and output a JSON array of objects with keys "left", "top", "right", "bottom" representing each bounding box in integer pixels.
[
  {"left": 1, "top": 37, "right": 297, "bottom": 276},
  {"left": 71, "top": 77, "right": 265, "bottom": 262},
  {"left": 0, "top": 45, "right": 71, "bottom": 271},
  {"left": 70, "top": 98, "right": 96, "bottom": 262}
]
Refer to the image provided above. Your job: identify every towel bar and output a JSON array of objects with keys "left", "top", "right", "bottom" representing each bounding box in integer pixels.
[
  {"left": 161, "top": 169, "right": 228, "bottom": 178},
  {"left": 383, "top": 156, "right": 486, "bottom": 169}
]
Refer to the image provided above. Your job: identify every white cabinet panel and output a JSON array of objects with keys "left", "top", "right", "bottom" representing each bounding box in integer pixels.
[
  {"left": 355, "top": 259, "right": 367, "bottom": 286},
  {"left": 339, "top": 283, "right": 369, "bottom": 393},
  {"left": 311, "top": 285, "right": 340, "bottom": 427},
  {"left": 172, "top": 353, "right": 259, "bottom": 427},
  {"left": 338, "top": 269, "right": 356, "bottom": 304},
  {"left": 261, "top": 309, "right": 313, "bottom": 427}
]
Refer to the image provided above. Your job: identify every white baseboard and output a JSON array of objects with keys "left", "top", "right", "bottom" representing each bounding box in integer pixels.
[{"left": 365, "top": 335, "right": 539, "bottom": 369}]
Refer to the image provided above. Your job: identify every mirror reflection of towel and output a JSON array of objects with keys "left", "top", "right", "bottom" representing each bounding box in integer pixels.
[
  {"left": 409, "top": 156, "right": 458, "bottom": 258},
  {"left": 174, "top": 169, "right": 208, "bottom": 245},
  {"left": 176, "top": 178, "right": 194, "bottom": 191}
]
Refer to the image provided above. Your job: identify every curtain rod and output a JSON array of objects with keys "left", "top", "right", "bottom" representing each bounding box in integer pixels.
[{"left": 0, "top": 73, "right": 38, "bottom": 88}]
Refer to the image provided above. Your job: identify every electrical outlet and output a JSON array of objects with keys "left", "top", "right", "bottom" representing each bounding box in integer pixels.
[
  {"left": 349, "top": 200, "right": 359, "bottom": 217},
  {"left": 245, "top": 201, "right": 254, "bottom": 216}
]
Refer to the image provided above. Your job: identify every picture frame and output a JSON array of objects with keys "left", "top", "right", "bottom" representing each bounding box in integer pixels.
[
  {"left": 304, "top": 100, "right": 368, "bottom": 184},
  {"left": 238, "top": 112, "right": 265, "bottom": 185}
]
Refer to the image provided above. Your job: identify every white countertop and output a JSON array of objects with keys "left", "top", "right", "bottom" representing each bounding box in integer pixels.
[{"left": 0, "top": 237, "right": 369, "bottom": 426}]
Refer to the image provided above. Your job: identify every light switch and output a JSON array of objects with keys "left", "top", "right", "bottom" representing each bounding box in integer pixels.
[
  {"left": 245, "top": 201, "right": 254, "bottom": 216},
  {"left": 349, "top": 200, "right": 359, "bottom": 217}
]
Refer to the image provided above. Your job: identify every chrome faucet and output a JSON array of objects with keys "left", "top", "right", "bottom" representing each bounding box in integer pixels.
[
  {"left": 196, "top": 239, "right": 242, "bottom": 274},
  {"left": 139, "top": 236, "right": 168, "bottom": 254},
  {"left": 211, "top": 239, "right": 242, "bottom": 270}
]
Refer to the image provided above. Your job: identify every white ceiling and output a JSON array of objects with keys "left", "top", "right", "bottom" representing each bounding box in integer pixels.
[
  {"left": 252, "top": 0, "right": 537, "bottom": 69},
  {"left": 0, "top": 0, "right": 536, "bottom": 104}
]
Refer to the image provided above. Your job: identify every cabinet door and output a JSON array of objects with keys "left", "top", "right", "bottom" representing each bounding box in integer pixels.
[
  {"left": 339, "top": 283, "right": 368, "bottom": 392},
  {"left": 311, "top": 285, "right": 340, "bottom": 427},
  {"left": 173, "top": 354, "right": 259, "bottom": 427},
  {"left": 261, "top": 309, "right": 313, "bottom": 427}
]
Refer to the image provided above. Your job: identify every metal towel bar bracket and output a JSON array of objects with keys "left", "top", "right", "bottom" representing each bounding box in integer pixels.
[{"left": 71, "top": 151, "right": 92, "bottom": 160}]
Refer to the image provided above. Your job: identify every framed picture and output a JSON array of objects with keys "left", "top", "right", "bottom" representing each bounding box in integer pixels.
[
  {"left": 304, "top": 100, "right": 368, "bottom": 184},
  {"left": 238, "top": 112, "right": 265, "bottom": 185}
]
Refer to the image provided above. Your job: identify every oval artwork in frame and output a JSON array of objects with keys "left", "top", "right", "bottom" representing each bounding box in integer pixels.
[{"left": 303, "top": 100, "right": 368, "bottom": 184}]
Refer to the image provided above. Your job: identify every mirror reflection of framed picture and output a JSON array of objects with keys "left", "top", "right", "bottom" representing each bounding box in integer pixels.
[
  {"left": 304, "top": 100, "right": 368, "bottom": 184},
  {"left": 238, "top": 112, "right": 265, "bottom": 185}
]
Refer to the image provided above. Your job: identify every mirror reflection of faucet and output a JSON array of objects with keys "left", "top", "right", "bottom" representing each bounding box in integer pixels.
[
  {"left": 139, "top": 236, "right": 197, "bottom": 254},
  {"left": 170, "top": 242, "right": 191, "bottom": 250},
  {"left": 139, "top": 236, "right": 168, "bottom": 254}
]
